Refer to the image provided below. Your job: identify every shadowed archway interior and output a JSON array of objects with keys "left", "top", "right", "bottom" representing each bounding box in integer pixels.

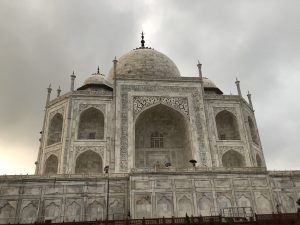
[
  {"left": 135, "top": 104, "right": 192, "bottom": 168},
  {"left": 44, "top": 154, "right": 58, "bottom": 175},
  {"left": 216, "top": 110, "right": 240, "bottom": 140},
  {"left": 222, "top": 150, "right": 245, "bottom": 168},
  {"left": 75, "top": 150, "right": 102, "bottom": 174},
  {"left": 78, "top": 108, "right": 104, "bottom": 140},
  {"left": 47, "top": 113, "right": 63, "bottom": 146}
]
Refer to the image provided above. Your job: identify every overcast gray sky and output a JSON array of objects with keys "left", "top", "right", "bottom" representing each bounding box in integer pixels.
[{"left": 0, "top": 0, "right": 299, "bottom": 174}]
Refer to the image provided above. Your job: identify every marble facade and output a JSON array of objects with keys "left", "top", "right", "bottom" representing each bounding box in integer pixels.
[{"left": 1, "top": 42, "right": 299, "bottom": 223}]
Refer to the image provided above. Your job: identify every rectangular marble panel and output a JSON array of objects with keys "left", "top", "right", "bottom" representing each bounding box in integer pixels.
[
  {"left": 1, "top": 187, "right": 19, "bottom": 195},
  {"left": 66, "top": 186, "right": 82, "bottom": 193},
  {"left": 24, "top": 187, "right": 42, "bottom": 195},
  {"left": 175, "top": 180, "right": 192, "bottom": 189},
  {"left": 233, "top": 179, "right": 249, "bottom": 187},
  {"left": 195, "top": 180, "right": 211, "bottom": 188},
  {"left": 215, "top": 179, "right": 231, "bottom": 188},
  {"left": 110, "top": 183, "right": 125, "bottom": 193},
  {"left": 87, "top": 185, "right": 105, "bottom": 193},
  {"left": 45, "top": 186, "right": 63, "bottom": 195},
  {"left": 252, "top": 178, "right": 267, "bottom": 187},
  {"left": 155, "top": 180, "right": 172, "bottom": 189},
  {"left": 134, "top": 181, "right": 150, "bottom": 190}
]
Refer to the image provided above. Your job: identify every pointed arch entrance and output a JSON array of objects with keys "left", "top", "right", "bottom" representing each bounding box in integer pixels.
[
  {"left": 215, "top": 110, "right": 240, "bottom": 140},
  {"left": 135, "top": 104, "right": 192, "bottom": 168},
  {"left": 78, "top": 107, "right": 104, "bottom": 140},
  {"left": 47, "top": 113, "right": 63, "bottom": 145},
  {"left": 44, "top": 154, "right": 58, "bottom": 175}
]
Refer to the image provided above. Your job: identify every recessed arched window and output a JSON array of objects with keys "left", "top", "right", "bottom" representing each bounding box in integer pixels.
[
  {"left": 44, "top": 155, "right": 58, "bottom": 175},
  {"left": 248, "top": 116, "right": 259, "bottom": 145},
  {"left": 78, "top": 108, "right": 104, "bottom": 140},
  {"left": 75, "top": 150, "right": 102, "bottom": 174},
  {"left": 47, "top": 113, "right": 63, "bottom": 145},
  {"left": 150, "top": 132, "right": 164, "bottom": 148},
  {"left": 135, "top": 104, "right": 192, "bottom": 168},
  {"left": 215, "top": 110, "right": 240, "bottom": 140},
  {"left": 222, "top": 150, "right": 245, "bottom": 168}
]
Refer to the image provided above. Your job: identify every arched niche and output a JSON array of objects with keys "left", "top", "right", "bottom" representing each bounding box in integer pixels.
[
  {"left": 75, "top": 150, "right": 102, "bottom": 174},
  {"left": 0, "top": 203, "right": 15, "bottom": 224},
  {"left": 78, "top": 107, "right": 104, "bottom": 140},
  {"left": 156, "top": 196, "right": 173, "bottom": 218},
  {"left": 256, "top": 154, "right": 263, "bottom": 167},
  {"left": 47, "top": 113, "right": 63, "bottom": 145},
  {"left": 256, "top": 195, "right": 272, "bottom": 214},
  {"left": 198, "top": 196, "right": 213, "bottom": 216},
  {"left": 217, "top": 196, "right": 232, "bottom": 210},
  {"left": 222, "top": 150, "right": 245, "bottom": 168},
  {"left": 215, "top": 110, "right": 240, "bottom": 140},
  {"left": 86, "top": 201, "right": 104, "bottom": 221},
  {"left": 44, "top": 202, "right": 60, "bottom": 222},
  {"left": 178, "top": 196, "right": 193, "bottom": 217},
  {"left": 65, "top": 201, "right": 81, "bottom": 222},
  {"left": 248, "top": 116, "right": 259, "bottom": 145},
  {"left": 44, "top": 155, "right": 58, "bottom": 175},
  {"left": 237, "top": 195, "right": 251, "bottom": 208},
  {"left": 135, "top": 104, "right": 192, "bottom": 168},
  {"left": 135, "top": 195, "right": 151, "bottom": 219},
  {"left": 20, "top": 203, "right": 37, "bottom": 224}
]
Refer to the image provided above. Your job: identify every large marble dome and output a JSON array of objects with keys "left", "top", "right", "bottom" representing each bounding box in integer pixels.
[{"left": 107, "top": 47, "right": 181, "bottom": 81}]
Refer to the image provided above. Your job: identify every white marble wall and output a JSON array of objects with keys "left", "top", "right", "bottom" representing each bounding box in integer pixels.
[{"left": 1, "top": 171, "right": 299, "bottom": 223}]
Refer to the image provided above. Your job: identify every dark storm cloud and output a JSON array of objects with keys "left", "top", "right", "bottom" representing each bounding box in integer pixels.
[{"left": 0, "top": 0, "right": 299, "bottom": 173}]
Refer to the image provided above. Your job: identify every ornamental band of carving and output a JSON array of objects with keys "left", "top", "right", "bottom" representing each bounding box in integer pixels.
[
  {"left": 49, "top": 107, "right": 65, "bottom": 120},
  {"left": 213, "top": 107, "right": 237, "bottom": 117},
  {"left": 78, "top": 104, "right": 106, "bottom": 114},
  {"left": 218, "top": 146, "right": 244, "bottom": 155},
  {"left": 133, "top": 96, "right": 189, "bottom": 118},
  {"left": 74, "top": 146, "right": 104, "bottom": 159}
]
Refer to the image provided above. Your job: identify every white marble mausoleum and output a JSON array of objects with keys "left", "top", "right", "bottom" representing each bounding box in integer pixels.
[{"left": 0, "top": 35, "right": 300, "bottom": 223}]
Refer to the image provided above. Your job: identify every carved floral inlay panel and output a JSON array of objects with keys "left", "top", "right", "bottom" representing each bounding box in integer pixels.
[
  {"left": 133, "top": 96, "right": 189, "bottom": 118},
  {"left": 78, "top": 104, "right": 105, "bottom": 114},
  {"left": 218, "top": 146, "right": 244, "bottom": 155},
  {"left": 44, "top": 150, "right": 60, "bottom": 162},
  {"left": 213, "top": 107, "right": 237, "bottom": 117},
  {"left": 74, "top": 146, "right": 104, "bottom": 159},
  {"left": 49, "top": 107, "right": 65, "bottom": 120}
]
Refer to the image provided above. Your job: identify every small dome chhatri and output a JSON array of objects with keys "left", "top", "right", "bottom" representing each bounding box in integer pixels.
[
  {"left": 202, "top": 77, "right": 223, "bottom": 94},
  {"left": 78, "top": 67, "right": 112, "bottom": 91},
  {"left": 107, "top": 32, "right": 181, "bottom": 81}
]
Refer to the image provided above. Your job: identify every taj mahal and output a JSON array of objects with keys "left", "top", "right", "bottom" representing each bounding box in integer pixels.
[{"left": 0, "top": 34, "right": 299, "bottom": 223}]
